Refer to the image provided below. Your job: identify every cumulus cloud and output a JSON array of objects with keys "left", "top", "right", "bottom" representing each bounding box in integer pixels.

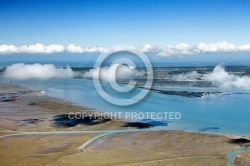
[
  {"left": 0, "top": 43, "right": 65, "bottom": 54},
  {"left": 1, "top": 42, "right": 250, "bottom": 56},
  {"left": 66, "top": 44, "right": 85, "bottom": 53},
  {"left": 173, "top": 65, "right": 250, "bottom": 90},
  {"left": 157, "top": 43, "right": 194, "bottom": 57},
  {"left": 0, "top": 44, "right": 19, "bottom": 54},
  {"left": 139, "top": 44, "right": 152, "bottom": 53},
  {"left": 84, "top": 63, "right": 144, "bottom": 82},
  {"left": 19, "top": 44, "right": 65, "bottom": 54},
  {"left": 3, "top": 63, "right": 77, "bottom": 80},
  {"left": 66, "top": 44, "right": 111, "bottom": 54},
  {"left": 205, "top": 65, "right": 250, "bottom": 90},
  {"left": 156, "top": 41, "right": 250, "bottom": 57}
]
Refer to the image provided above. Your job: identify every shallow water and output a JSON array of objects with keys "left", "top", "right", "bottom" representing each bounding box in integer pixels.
[
  {"left": 1, "top": 66, "right": 250, "bottom": 136},
  {"left": 226, "top": 146, "right": 250, "bottom": 166}
]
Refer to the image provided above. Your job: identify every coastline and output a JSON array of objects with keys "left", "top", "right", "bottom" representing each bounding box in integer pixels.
[{"left": 0, "top": 82, "right": 249, "bottom": 166}]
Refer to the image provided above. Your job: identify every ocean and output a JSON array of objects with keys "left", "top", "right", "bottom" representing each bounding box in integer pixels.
[{"left": 1, "top": 63, "right": 250, "bottom": 136}]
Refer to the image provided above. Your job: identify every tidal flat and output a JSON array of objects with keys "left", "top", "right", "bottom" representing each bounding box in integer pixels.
[{"left": 0, "top": 83, "right": 249, "bottom": 166}]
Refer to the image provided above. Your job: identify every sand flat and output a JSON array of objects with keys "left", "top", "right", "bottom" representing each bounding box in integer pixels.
[
  {"left": 1, "top": 83, "right": 250, "bottom": 166},
  {"left": 0, "top": 133, "right": 98, "bottom": 166},
  {"left": 235, "top": 150, "right": 250, "bottom": 166},
  {"left": 56, "top": 131, "right": 239, "bottom": 166}
]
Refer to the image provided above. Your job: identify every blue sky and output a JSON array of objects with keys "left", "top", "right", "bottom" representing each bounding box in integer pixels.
[{"left": 1, "top": 0, "right": 250, "bottom": 46}]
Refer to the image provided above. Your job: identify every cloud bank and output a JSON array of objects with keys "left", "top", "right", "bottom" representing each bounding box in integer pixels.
[
  {"left": 205, "top": 65, "right": 250, "bottom": 90},
  {"left": 1, "top": 42, "right": 250, "bottom": 57},
  {"left": 3, "top": 63, "right": 250, "bottom": 90},
  {"left": 173, "top": 65, "right": 250, "bottom": 90},
  {"left": 3, "top": 63, "right": 143, "bottom": 81},
  {"left": 0, "top": 44, "right": 65, "bottom": 54},
  {"left": 84, "top": 63, "right": 143, "bottom": 82},
  {"left": 3, "top": 63, "right": 76, "bottom": 80}
]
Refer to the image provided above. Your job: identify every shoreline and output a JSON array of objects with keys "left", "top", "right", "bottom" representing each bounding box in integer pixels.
[
  {"left": 2, "top": 81, "right": 249, "bottom": 138},
  {"left": 0, "top": 82, "right": 155, "bottom": 132},
  {"left": 0, "top": 82, "right": 250, "bottom": 166}
]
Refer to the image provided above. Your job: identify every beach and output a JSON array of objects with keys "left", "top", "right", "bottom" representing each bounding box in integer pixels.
[{"left": 0, "top": 83, "right": 249, "bottom": 166}]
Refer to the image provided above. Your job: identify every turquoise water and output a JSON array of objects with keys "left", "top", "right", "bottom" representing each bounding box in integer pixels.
[
  {"left": 226, "top": 146, "right": 250, "bottom": 166},
  {"left": 2, "top": 73, "right": 249, "bottom": 137}
]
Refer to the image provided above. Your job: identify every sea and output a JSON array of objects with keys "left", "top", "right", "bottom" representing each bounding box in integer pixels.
[{"left": 0, "top": 60, "right": 250, "bottom": 137}]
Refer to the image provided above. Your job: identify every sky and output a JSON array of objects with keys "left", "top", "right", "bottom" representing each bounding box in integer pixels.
[
  {"left": 0, "top": 0, "right": 250, "bottom": 65},
  {"left": 1, "top": 0, "right": 250, "bottom": 46}
]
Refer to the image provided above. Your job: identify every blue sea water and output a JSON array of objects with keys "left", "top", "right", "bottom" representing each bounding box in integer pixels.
[{"left": 0, "top": 64, "right": 250, "bottom": 136}]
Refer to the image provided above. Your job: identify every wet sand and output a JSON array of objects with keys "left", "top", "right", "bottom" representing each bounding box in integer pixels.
[{"left": 0, "top": 83, "right": 250, "bottom": 166}]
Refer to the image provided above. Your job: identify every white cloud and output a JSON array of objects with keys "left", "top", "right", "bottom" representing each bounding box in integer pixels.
[
  {"left": 83, "top": 63, "right": 143, "bottom": 82},
  {"left": 19, "top": 44, "right": 65, "bottom": 54},
  {"left": 66, "top": 44, "right": 85, "bottom": 53},
  {"left": 196, "top": 41, "right": 236, "bottom": 53},
  {"left": 156, "top": 41, "right": 250, "bottom": 57},
  {"left": 0, "top": 43, "right": 65, "bottom": 54},
  {"left": 205, "top": 65, "right": 250, "bottom": 90},
  {"left": 84, "top": 46, "right": 110, "bottom": 53},
  {"left": 66, "top": 44, "right": 111, "bottom": 54},
  {"left": 137, "top": 44, "right": 152, "bottom": 53},
  {"left": 3, "top": 63, "right": 77, "bottom": 80},
  {"left": 237, "top": 44, "right": 250, "bottom": 51},
  {"left": 0, "top": 44, "right": 19, "bottom": 54},
  {"left": 0, "top": 42, "right": 250, "bottom": 56},
  {"left": 157, "top": 43, "right": 194, "bottom": 57},
  {"left": 173, "top": 65, "right": 250, "bottom": 90}
]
